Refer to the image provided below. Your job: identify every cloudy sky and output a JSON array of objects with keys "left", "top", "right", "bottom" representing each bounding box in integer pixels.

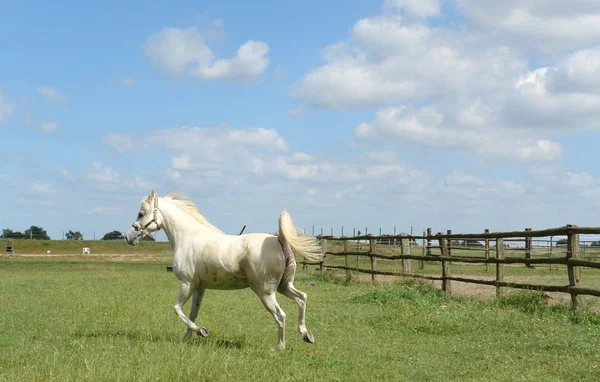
[{"left": 2, "top": 0, "right": 600, "bottom": 240}]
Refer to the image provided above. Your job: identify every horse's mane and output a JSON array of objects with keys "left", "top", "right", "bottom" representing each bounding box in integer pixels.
[{"left": 163, "top": 193, "right": 224, "bottom": 233}]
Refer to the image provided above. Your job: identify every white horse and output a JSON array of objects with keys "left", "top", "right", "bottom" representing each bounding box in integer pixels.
[{"left": 125, "top": 189, "right": 322, "bottom": 350}]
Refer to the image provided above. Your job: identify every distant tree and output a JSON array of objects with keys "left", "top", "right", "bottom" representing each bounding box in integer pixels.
[
  {"left": 102, "top": 231, "right": 124, "bottom": 240},
  {"left": 465, "top": 239, "right": 484, "bottom": 247},
  {"left": 65, "top": 230, "right": 83, "bottom": 240},
  {"left": 23, "top": 226, "right": 50, "bottom": 240},
  {"left": 1, "top": 229, "right": 25, "bottom": 239},
  {"left": 140, "top": 235, "right": 155, "bottom": 242}
]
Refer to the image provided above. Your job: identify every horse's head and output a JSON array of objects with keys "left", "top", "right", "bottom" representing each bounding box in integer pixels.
[{"left": 125, "top": 189, "right": 162, "bottom": 245}]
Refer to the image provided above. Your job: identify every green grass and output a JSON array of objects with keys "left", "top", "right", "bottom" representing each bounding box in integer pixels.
[{"left": 2, "top": 258, "right": 600, "bottom": 381}]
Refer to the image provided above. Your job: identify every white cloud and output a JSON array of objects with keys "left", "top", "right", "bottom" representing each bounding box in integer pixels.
[
  {"left": 559, "top": 48, "right": 600, "bottom": 91},
  {"left": 40, "top": 121, "right": 58, "bottom": 133},
  {"left": 85, "top": 161, "right": 150, "bottom": 192},
  {"left": 365, "top": 150, "right": 397, "bottom": 163},
  {"left": 111, "top": 77, "right": 136, "bottom": 87},
  {"left": 104, "top": 133, "right": 141, "bottom": 153},
  {"left": 165, "top": 168, "right": 181, "bottom": 181},
  {"left": 58, "top": 169, "right": 75, "bottom": 182},
  {"left": 170, "top": 155, "right": 192, "bottom": 170},
  {"left": 29, "top": 183, "right": 56, "bottom": 195},
  {"left": 148, "top": 125, "right": 288, "bottom": 152},
  {"left": 306, "top": 188, "right": 319, "bottom": 197},
  {"left": 87, "top": 161, "right": 120, "bottom": 184},
  {"left": 565, "top": 172, "right": 594, "bottom": 187},
  {"left": 287, "top": 108, "right": 305, "bottom": 117},
  {"left": 293, "top": 3, "right": 600, "bottom": 162},
  {"left": 291, "top": 152, "right": 313, "bottom": 162},
  {"left": 87, "top": 207, "right": 122, "bottom": 214},
  {"left": 507, "top": 66, "right": 600, "bottom": 130},
  {"left": 455, "top": 1, "right": 600, "bottom": 53},
  {"left": 145, "top": 26, "right": 269, "bottom": 82},
  {"left": 145, "top": 27, "right": 214, "bottom": 77},
  {"left": 293, "top": 13, "right": 526, "bottom": 109},
  {"left": 191, "top": 40, "right": 269, "bottom": 82},
  {"left": 355, "top": 106, "right": 562, "bottom": 161},
  {"left": 104, "top": 125, "right": 290, "bottom": 188},
  {"left": 383, "top": 0, "right": 441, "bottom": 18},
  {"left": 272, "top": 65, "right": 287, "bottom": 83},
  {"left": 266, "top": 155, "right": 428, "bottom": 184},
  {"left": 37, "top": 86, "right": 66, "bottom": 102},
  {"left": 0, "top": 90, "right": 16, "bottom": 124}
]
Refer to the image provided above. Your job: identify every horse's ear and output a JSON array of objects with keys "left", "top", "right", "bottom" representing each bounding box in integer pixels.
[{"left": 148, "top": 188, "right": 155, "bottom": 200}]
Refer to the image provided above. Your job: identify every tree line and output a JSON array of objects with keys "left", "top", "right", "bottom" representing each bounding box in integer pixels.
[{"left": 1, "top": 227, "right": 154, "bottom": 241}]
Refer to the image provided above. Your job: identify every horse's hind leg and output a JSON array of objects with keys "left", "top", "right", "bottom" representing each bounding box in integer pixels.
[
  {"left": 279, "top": 283, "right": 315, "bottom": 344},
  {"left": 183, "top": 287, "right": 206, "bottom": 340},
  {"left": 174, "top": 282, "right": 208, "bottom": 338},
  {"left": 257, "top": 292, "right": 287, "bottom": 350}
]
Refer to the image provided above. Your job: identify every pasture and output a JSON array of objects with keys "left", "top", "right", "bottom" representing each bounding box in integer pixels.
[{"left": 2, "top": 254, "right": 600, "bottom": 381}]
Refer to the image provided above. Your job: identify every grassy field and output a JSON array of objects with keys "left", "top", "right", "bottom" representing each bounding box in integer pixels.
[
  {"left": 3, "top": 239, "right": 171, "bottom": 256},
  {"left": 320, "top": 241, "right": 600, "bottom": 306},
  {"left": 2, "top": 255, "right": 600, "bottom": 381}
]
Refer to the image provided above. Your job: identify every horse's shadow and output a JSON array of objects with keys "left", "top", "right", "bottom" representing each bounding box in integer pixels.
[
  {"left": 72, "top": 329, "right": 245, "bottom": 349},
  {"left": 190, "top": 335, "right": 245, "bottom": 349}
]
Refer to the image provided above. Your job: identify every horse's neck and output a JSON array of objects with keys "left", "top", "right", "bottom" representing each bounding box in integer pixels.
[{"left": 159, "top": 199, "right": 222, "bottom": 252}]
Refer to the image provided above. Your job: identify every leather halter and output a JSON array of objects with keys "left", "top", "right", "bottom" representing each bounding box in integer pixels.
[{"left": 132, "top": 196, "right": 160, "bottom": 237}]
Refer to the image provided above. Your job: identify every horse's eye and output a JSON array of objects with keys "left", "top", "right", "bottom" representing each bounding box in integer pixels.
[{"left": 138, "top": 213, "right": 144, "bottom": 218}]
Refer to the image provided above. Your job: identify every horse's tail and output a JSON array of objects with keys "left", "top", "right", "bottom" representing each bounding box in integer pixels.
[{"left": 278, "top": 209, "right": 322, "bottom": 263}]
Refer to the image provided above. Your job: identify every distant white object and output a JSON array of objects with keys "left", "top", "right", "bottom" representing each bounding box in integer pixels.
[
  {"left": 46, "top": 250, "right": 51, "bottom": 255},
  {"left": 82, "top": 247, "right": 90, "bottom": 255}
]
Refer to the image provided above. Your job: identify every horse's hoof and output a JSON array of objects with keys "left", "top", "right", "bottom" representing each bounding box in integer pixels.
[
  {"left": 302, "top": 331, "right": 315, "bottom": 344},
  {"left": 196, "top": 327, "right": 209, "bottom": 337}
]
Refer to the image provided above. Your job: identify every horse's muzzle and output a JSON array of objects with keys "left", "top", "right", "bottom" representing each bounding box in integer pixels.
[{"left": 125, "top": 228, "right": 139, "bottom": 246}]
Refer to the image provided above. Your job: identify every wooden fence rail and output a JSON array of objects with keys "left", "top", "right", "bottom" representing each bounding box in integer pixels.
[{"left": 302, "top": 224, "right": 600, "bottom": 309}]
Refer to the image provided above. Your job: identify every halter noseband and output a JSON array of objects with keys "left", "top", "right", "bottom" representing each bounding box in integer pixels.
[{"left": 133, "top": 196, "right": 160, "bottom": 237}]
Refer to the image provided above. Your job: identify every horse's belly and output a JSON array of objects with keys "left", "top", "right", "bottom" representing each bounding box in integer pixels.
[{"left": 199, "top": 269, "right": 248, "bottom": 290}]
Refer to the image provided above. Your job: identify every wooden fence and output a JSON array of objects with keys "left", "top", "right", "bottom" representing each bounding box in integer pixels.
[{"left": 302, "top": 224, "right": 600, "bottom": 309}]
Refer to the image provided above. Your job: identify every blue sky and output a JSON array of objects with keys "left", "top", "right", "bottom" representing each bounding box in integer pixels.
[{"left": 2, "top": 0, "right": 600, "bottom": 241}]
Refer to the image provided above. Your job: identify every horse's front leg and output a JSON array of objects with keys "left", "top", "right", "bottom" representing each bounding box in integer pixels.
[
  {"left": 182, "top": 287, "right": 206, "bottom": 340},
  {"left": 174, "top": 282, "right": 208, "bottom": 338}
]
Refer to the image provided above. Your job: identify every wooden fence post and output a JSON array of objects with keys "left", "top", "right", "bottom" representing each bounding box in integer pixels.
[
  {"left": 484, "top": 229, "right": 490, "bottom": 272},
  {"left": 370, "top": 238, "right": 377, "bottom": 282},
  {"left": 426, "top": 228, "right": 432, "bottom": 256},
  {"left": 549, "top": 236, "right": 553, "bottom": 271},
  {"left": 496, "top": 238, "right": 504, "bottom": 296},
  {"left": 567, "top": 225, "right": 581, "bottom": 309},
  {"left": 344, "top": 240, "right": 351, "bottom": 281},
  {"left": 401, "top": 236, "right": 412, "bottom": 274},
  {"left": 420, "top": 231, "right": 425, "bottom": 271},
  {"left": 439, "top": 232, "right": 452, "bottom": 294},
  {"left": 525, "top": 228, "right": 532, "bottom": 267}
]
